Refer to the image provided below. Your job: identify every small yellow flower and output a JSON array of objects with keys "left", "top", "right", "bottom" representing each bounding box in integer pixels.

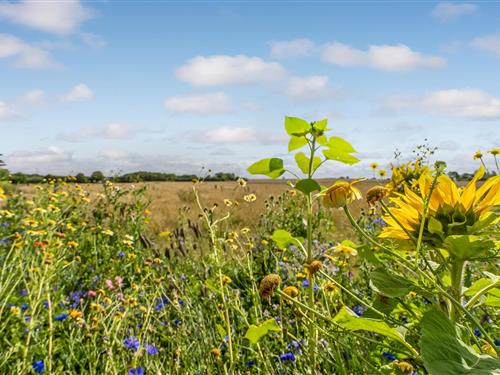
[
  {"left": 128, "top": 252, "right": 137, "bottom": 260},
  {"left": 482, "top": 342, "right": 498, "bottom": 358},
  {"left": 224, "top": 199, "right": 233, "bottom": 207},
  {"left": 333, "top": 243, "right": 358, "bottom": 257},
  {"left": 10, "top": 306, "right": 20, "bottom": 316},
  {"left": 261, "top": 239, "right": 269, "bottom": 246},
  {"left": 473, "top": 150, "right": 483, "bottom": 160},
  {"left": 244, "top": 194, "right": 257, "bottom": 203},
  {"left": 394, "top": 360, "right": 414, "bottom": 373},
  {"left": 69, "top": 309, "right": 83, "bottom": 319},
  {"left": 227, "top": 231, "right": 238, "bottom": 240},
  {"left": 237, "top": 178, "right": 247, "bottom": 187},
  {"left": 370, "top": 162, "right": 378, "bottom": 170},
  {"left": 240, "top": 227, "right": 250, "bottom": 235},
  {"left": 288, "top": 189, "right": 297, "bottom": 197},
  {"left": 378, "top": 169, "right": 387, "bottom": 178},
  {"left": 488, "top": 148, "right": 499, "bottom": 156},
  {"left": 323, "top": 282, "right": 339, "bottom": 294},
  {"left": 282, "top": 286, "right": 299, "bottom": 298},
  {"left": 90, "top": 303, "right": 105, "bottom": 313},
  {"left": 67, "top": 241, "right": 79, "bottom": 249},
  {"left": 295, "top": 272, "right": 307, "bottom": 280},
  {"left": 210, "top": 348, "right": 221, "bottom": 357},
  {"left": 222, "top": 275, "right": 232, "bottom": 285},
  {"left": 101, "top": 229, "right": 114, "bottom": 236}
]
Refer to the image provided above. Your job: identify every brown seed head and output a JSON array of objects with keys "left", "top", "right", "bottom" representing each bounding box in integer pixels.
[
  {"left": 366, "top": 186, "right": 387, "bottom": 205},
  {"left": 306, "top": 260, "right": 324, "bottom": 275},
  {"left": 259, "top": 274, "right": 281, "bottom": 300}
]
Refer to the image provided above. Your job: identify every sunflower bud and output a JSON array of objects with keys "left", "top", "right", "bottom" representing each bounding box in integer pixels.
[
  {"left": 282, "top": 286, "right": 299, "bottom": 298},
  {"left": 259, "top": 274, "right": 281, "bottom": 300},
  {"left": 366, "top": 186, "right": 387, "bottom": 206}
]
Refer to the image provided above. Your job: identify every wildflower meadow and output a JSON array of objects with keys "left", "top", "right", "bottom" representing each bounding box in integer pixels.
[{"left": 0, "top": 116, "right": 499, "bottom": 374}]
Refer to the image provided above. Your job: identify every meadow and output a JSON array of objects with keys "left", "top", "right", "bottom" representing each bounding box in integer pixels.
[{"left": 0, "top": 117, "right": 499, "bottom": 375}]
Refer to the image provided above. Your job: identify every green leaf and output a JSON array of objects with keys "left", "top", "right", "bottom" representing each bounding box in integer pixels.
[
  {"left": 322, "top": 148, "right": 360, "bottom": 165},
  {"left": 317, "top": 134, "right": 328, "bottom": 146},
  {"left": 312, "top": 119, "right": 328, "bottom": 132},
  {"left": 285, "top": 116, "right": 310, "bottom": 136},
  {"left": 370, "top": 268, "right": 415, "bottom": 298},
  {"left": 420, "top": 310, "right": 500, "bottom": 374},
  {"left": 216, "top": 324, "right": 226, "bottom": 341},
  {"left": 328, "top": 136, "right": 357, "bottom": 153},
  {"left": 428, "top": 217, "right": 443, "bottom": 235},
  {"left": 247, "top": 158, "right": 285, "bottom": 179},
  {"left": 288, "top": 136, "right": 308, "bottom": 152},
  {"left": 333, "top": 306, "right": 408, "bottom": 347},
  {"left": 444, "top": 235, "right": 494, "bottom": 260},
  {"left": 484, "top": 293, "right": 500, "bottom": 307},
  {"left": 271, "top": 230, "right": 302, "bottom": 250},
  {"left": 294, "top": 152, "right": 321, "bottom": 174},
  {"left": 295, "top": 179, "right": 321, "bottom": 195},
  {"left": 244, "top": 318, "right": 281, "bottom": 344},
  {"left": 464, "top": 278, "right": 494, "bottom": 297}
]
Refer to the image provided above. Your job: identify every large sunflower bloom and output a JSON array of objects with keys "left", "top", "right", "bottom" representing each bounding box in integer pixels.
[{"left": 380, "top": 166, "right": 500, "bottom": 244}]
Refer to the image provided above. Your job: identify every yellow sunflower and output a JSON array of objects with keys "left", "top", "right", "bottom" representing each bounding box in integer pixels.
[
  {"left": 380, "top": 166, "right": 500, "bottom": 244},
  {"left": 322, "top": 179, "right": 363, "bottom": 208}
]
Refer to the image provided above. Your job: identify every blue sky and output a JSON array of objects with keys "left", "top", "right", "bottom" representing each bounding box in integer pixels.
[{"left": 1, "top": 1, "right": 499, "bottom": 177}]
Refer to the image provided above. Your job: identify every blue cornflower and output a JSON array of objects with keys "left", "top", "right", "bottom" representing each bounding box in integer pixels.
[
  {"left": 155, "top": 297, "right": 170, "bottom": 311},
  {"left": 118, "top": 251, "right": 125, "bottom": 257},
  {"left": 313, "top": 284, "right": 320, "bottom": 292},
  {"left": 32, "top": 360, "right": 44, "bottom": 373},
  {"left": 382, "top": 352, "right": 396, "bottom": 361},
  {"left": 495, "top": 339, "right": 500, "bottom": 346},
  {"left": 21, "top": 303, "right": 29, "bottom": 311},
  {"left": 279, "top": 352, "right": 296, "bottom": 361},
  {"left": 128, "top": 368, "right": 144, "bottom": 375},
  {"left": 473, "top": 328, "right": 481, "bottom": 337},
  {"left": 25, "top": 316, "right": 31, "bottom": 323},
  {"left": 181, "top": 274, "right": 187, "bottom": 280},
  {"left": 19, "top": 289, "right": 28, "bottom": 297},
  {"left": 146, "top": 344, "right": 158, "bottom": 355},
  {"left": 246, "top": 360, "right": 255, "bottom": 367},
  {"left": 123, "top": 336, "right": 140, "bottom": 350},
  {"left": 178, "top": 299, "right": 185, "bottom": 306},
  {"left": 353, "top": 306, "right": 365, "bottom": 317},
  {"left": 55, "top": 313, "right": 68, "bottom": 321},
  {"left": 301, "top": 279, "right": 309, "bottom": 287},
  {"left": 173, "top": 319, "right": 182, "bottom": 325},
  {"left": 42, "top": 300, "right": 49, "bottom": 308}
]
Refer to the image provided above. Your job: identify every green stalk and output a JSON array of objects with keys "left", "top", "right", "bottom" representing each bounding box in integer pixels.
[{"left": 449, "top": 260, "right": 465, "bottom": 321}]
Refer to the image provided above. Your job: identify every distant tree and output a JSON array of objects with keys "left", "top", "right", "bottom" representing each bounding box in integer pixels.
[
  {"left": 90, "top": 171, "right": 105, "bottom": 182},
  {"left": 75, "top": 173, "right": 89, "bottom": 183},
  {"left": 447, "top": 171, "right": 460, "bottom": 181}
]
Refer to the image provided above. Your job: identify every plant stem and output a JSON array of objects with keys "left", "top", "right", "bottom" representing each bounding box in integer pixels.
[
  {"left": 306, "top": 192, "right": 317, "bottom": 372},
  {"left": 449, "top": 260, "right": 465, "bottom": 321}
]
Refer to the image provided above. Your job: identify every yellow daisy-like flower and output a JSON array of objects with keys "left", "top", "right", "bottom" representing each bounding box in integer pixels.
[
  {"left": 237, "top": 178, "right": 247, "bottom": 187},
  {"left": 380, "top": 166, "right": 500, "bottom": 243},
  {"left": 473, "top": 151, "right": 483, "bottom": 160},
  {"left": 378, "top": 170, "right": 387, "bottom": 178},
  {"left": 244, "top": 194, "right": 257, "bottom": 202},
  {"left": 224, "top": 199, "right": 233, "bottom": 207},
  {"left": 322, "top": 179, "right": 363, "bottom": 208},
  {"left": 489, "top": 148, "right": 499, "bottom": 156},
  {"left": 370, "top": 162, "right": 378, "bottom": 170}
]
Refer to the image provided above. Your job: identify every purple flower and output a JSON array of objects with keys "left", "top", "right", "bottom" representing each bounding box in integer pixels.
[
  {"left": 128, "top": 368, "right": 144, "bottom": 375},
  {"left": 123, "top": 336, "right": 140, "bottom": 350},
  {"left": 55, "top": 313, "right": 68, "bottom": 321},
  {"left": 21, "top": 303, "right": 29, "bottom": 311},
  {"left": 474, "top": 328, "right": 481, "bottom": 337},
  {"left": 173, "top": 319, "right": 182, "bottom": 325},
  {"left": 246, "top": 360, "right": 255, "bottom": 367},
  {"left": 146, "top": 344, "right": 158, "bottom": 355},
  {"left": 279, "top": 352, "right": 296, "bottom": 361},
  {"left": 353, "top": 306, "right": 365, "bottom": 317},
  {"left": 32, "top": 360, "right": 44, "bottom": 373},
  {"left": 118, "top": 251, "right": 125, "bottom": 257},
  {"left": 301, "top": 280, "right": 309, "bottom": 287}
]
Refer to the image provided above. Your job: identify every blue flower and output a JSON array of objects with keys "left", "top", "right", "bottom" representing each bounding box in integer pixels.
[
  {"left": 19, "top": 289, "right": 28, "bottom": 297},
  {"left": 181, "top": 274, "right": 187, "bottom": 280},
  {"left": 123, "top": 336, "right": 140, "bottom": 350},
  {"left": 55, "top": 313, "right": 68, "bottom": 321},
  {"left": 353, "top": 306, "right": 365, "bottom": 317},
  {"left": 146, "top": 344, "right": 158, "bottom": 355},
  {"left": 301, "top": 280, "right": 309, "bottom": 287},
  {"left": 173, "top": 319, "right": 182, "bottom": 325},
  {"left": 474, "top": 328, "right": 481, "bottom": 337},
  {"left": 279, "top": 352, "right": 296, "bottom": 361},
  {"left": 382, "top": 352, "right": 396, "bottom": 361},
  {"left": 495, "top": 339, "right": 500, "bottom": 346},
  {"left": 118, "top": 251, "right": 125, "bottom": 257},
  {"left": 21, "top": 303, "right": 29, "bottom": 311},
  {"left": 32, "top": 360, "right": 44, "bottom": 373},
  {"left": 246, "top": 360, "right": 255, "bottom": 367},
  {"left": 178, "top": 299, "right": 185, "bottom": 306},
  {"left": 128, "top": 368, "right": 144, "bottom": 375}
]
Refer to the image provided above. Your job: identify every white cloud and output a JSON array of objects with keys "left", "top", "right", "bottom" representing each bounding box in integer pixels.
[
  {"left": 80, "top": 32, "right": 106, "bottom": 49},
  {"left": 176, "top": 55, "right": 286, "bottom": 86},
  {"left": 385, "top": 89, "right": 500, "bottom": 120},
  {"left": 471, "top": 33, "right": 500, "bottom": 56},
  {"left": 322, "top": 42, "right": 446, "bottom": 71},
  {"left": 0, "top": 101, "right": 18, "bottom": 121},
  {"left": 190, "top": 126, "right": 285, "bottom": 145},
  {"left": 58, "top": 123, "right": 136, "bottom": 142},
  {"left": 0, "top": 0, "right": 93, "bottom": 34},
  {"left": 432, "top": 3, "right": 477, "bottom": 22},
  {"left": 0, "top": 33, "right": 57, "bottom": 69},
  {"left": 164, "top": 92, "right": 231, "bottom": 114},
  {"left": 270, "top": 38, "right": 316, "bottom": 59},
  {"left": 61, "top": 84, "right": 93, "bottom": 102},
  {"left": 21, "top": 89, "right": 46, "bottom": 105},
  {"left": 7, "top": 147, "right": 73, "bottom": 171},
  {"left": 286, "top": 75, "right": 330, "bottom": 101}
]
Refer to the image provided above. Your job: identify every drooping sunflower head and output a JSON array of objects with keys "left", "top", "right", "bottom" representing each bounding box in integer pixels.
[
  {"left": 322, "top": 179, "right": 363, "bottom": 208},
  {"left": 380, "top": 166, "right": 500, "bottom": 246}
]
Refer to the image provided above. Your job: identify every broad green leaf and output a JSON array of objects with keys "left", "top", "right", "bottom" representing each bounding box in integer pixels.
[
  {"left": 271, "top": 230, "right": 302, "bottom": 250},
  {"left": 420, "top": 310, "right": 500, "bottom": 374},
  {"left": 444, "top": 235, "right": 494, "bottom": 260},
  {"left": 328, "top": 136, "right": 357, "bottom": 153},
  {"left": 467, "top": 212, "right": 498, "bottom": 234},
  {"left": 294, "top": 152, "right": 321, "bottom": 174},
  {"left": 333, "top": 306, "right": 407, "bottom": 346},
  {"left": 363, "top": 295, "right": 398, "bottom": 319},
  {"left": 295, "top": 179, "right": 321, "bottom": 194},
  {"left": 322, "top": 148, "right": 360, "bottom": 165},
  {"left": 370, "top": 268, "right": 415, "bottom": 298},
  {"left": 312, "top": 119, "right": 328, "bottom": 132},
  {"left": 288, "top": 136, "right": 308, "bottom": 152},
  {"left": 484, "top": 293, "right": 500, "bottom": 307},
  {"left": 247, "top": 158, "right": 285, "bottom": 179},
  {"left": 285, "top": 116, "right": 310, "bottom": 136},
  {"left": 244, "top": 318, "right": 281, "bottom": 344},
  {"left": 317, "top": 134, "right": 328, "bottom": 146}
]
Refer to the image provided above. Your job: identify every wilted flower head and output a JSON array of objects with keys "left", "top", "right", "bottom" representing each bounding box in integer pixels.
[
  {"left": 210, "top": 348, "right": 221, "bottom": 357},
  {"left": 282, "top": 286, "right": 299, "bottom": 298},
  {"left": 306, "top": 260, "right": 323, "bottom": 276},
  {"left": 366, "top": 185, "right": 388, "bottom": 206},
  {"left": 323, "top": 180, "right": 363, "bottom": 208},
  {"left": 259, "top": 274, "right": 281, "bottom": 300}
]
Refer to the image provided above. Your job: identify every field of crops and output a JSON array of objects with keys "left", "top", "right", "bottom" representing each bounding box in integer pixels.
[{"left": 0, "top": 117, "right": 499, "bottom": 375}]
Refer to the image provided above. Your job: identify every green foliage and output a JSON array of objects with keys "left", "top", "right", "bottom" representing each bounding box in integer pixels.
[
  {"left": 244, "top": 318, "right": 281, "bottom": 344},
  {"left": 420, "top": 310, "right": 500, "bottom": 375}
]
